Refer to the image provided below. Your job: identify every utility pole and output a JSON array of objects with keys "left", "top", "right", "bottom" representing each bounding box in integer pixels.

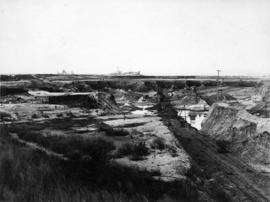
[
  {"left": 216, "top": 70, "right": 221, "bottom": 102},
  {"left": 217, "top": 70, "right": 221, "bottom": 83}
]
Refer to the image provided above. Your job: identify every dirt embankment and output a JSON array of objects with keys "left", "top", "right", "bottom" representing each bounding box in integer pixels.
[
  {"left": 48, "top": 92, "right": 120, "bottom": 113},
  {"left": 200, "top": 93, "right": 237, "bottom": 106},
  {"left": 202, "top": 103, "right": 270, "bottom": 171},
  {"left": 48, "top": 94, "right": 99, "bottom": 108},
  {"left": 97, "top": 92, "right": 121, "bottom": 113},
  {"left": 158, "top": 97, "right": 270, "bottom": 202}
]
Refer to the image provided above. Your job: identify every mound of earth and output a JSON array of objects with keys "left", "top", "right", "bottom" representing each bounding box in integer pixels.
[
  {"left": 171, "top": 94, "right": 209, "bottom": 111},
  {"left": 96, "top": 92, "right": 120, "bottom": 113},
  {"left": 179, "top": 95, "right": 206, "bottom": 105},
  {"left": 248, "top": 102, "right": 266, "bottom": 115},
  {"left": 47, "top": 92, "right": 120, "bottom": 113},
  {"left": 202, "top": 103, "right": 270, "bottom": 172},
  {"left": 202, "top": 93, "right": 237, "bottom": 105}
]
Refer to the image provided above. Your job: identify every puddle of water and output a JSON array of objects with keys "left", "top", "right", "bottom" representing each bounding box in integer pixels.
[
  {"left": 28, "top": 91, "right": 94, "bottom": 97},
  {"left": 137, "top": 105, "right": 153, "bottom": 110},
  {"left": 131, "top": 104, "right": 154, "bottom": 115},
  {"left": 131, "top": 109, "right": 153, "bottom": 115},
  {"left": 178, "top": 110, "right": 207, "bottom": 130}
]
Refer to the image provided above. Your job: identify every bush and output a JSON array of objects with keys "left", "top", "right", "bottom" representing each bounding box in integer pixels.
[
  {"left": 0, "top": 87, "right": 28, "bottom": 96},
  {"left": 131, "top": 142, "right": 149, "bottom": 160},
  {"left": 118, "top": 142, "right": 149, "bottom": 160},
  {"left": 56, "top": 113, "right": 63, "bottom": 118},
  {"left": 107, "top": 128, "right": 129, "bottom": 136},
  {"left": 117, "top": 143, "right": 134, "bottom": 156},
  {"left": 216, "top": 140, "right": 230, "bottom": 153},
  {"left": 31, "top": 114, "right": 38, "bottom": 119},
  {"left": 150, "top": 137, "right": 166, "bottom": 150},
  {"left": 0, "top": 126, "right": 200, "bottom": 202},
  {"left": 99, "top": 124, "right": 129, "bottom": 136},
  {"left": 16, "top": 131, "right": 115, "bottom": 161},
  {"left": 0, "top": 138, "right": 147, "bottom": 202}
]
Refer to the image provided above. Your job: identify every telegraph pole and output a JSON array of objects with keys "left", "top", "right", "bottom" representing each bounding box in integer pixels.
[
  {"left": 217, "top": 70, "right": 221, "bottom": 83},
  {"left": 216, "top": 70, "right": 221, "bottom": 102}
]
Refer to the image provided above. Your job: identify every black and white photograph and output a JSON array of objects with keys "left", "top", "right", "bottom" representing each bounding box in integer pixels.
[{"left": 0, "top": 0, "right": 269, "bottom": 201}]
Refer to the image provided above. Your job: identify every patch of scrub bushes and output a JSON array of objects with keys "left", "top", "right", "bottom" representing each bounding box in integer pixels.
[
  {"left": 99, "top": 123, "right": 129, "bottom": 136},
  {"left": 0, "top": 138, "right": 147, "bottom": 202},
  {"left": 150, "top": 137, "right": 166, "bottom": 150},
  {"left": 118, "top": 142, "right": 149, "bottom": 160},
  {"left": 0, "top": 86, "right": 28, "bottom": 96},
  {"left": 0, "top": 126, "right": 200, "bottom": 202},
  {"left": 216, "top": 139, "right": 231, "bottom": 153},
  {"left": 15, "top": 130, "right": 115, "bottom": 161}
]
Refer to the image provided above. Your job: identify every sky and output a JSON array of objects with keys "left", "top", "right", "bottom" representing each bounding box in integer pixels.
[{"left": 0, "top": 0, "right": 269, "bottom": 76}]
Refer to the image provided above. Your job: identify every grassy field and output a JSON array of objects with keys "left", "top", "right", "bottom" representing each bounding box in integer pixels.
[{"left": 0, "top": 125, "right": 199, "bottom": 202}]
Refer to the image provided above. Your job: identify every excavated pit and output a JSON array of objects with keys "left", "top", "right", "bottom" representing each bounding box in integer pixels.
[
  {"left": 202, "top": 103, "right": 270, "bottom": 172},
  {"left": 0, "top": 75, "right": 269, "bottom": 201}
]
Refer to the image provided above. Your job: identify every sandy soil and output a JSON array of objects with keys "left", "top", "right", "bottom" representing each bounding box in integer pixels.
[{"left": 98, "top": 112, "right": 191, "bottom": 181}]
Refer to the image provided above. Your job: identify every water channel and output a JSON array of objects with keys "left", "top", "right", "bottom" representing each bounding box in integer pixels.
[{"left": 178, "top": 110, "right": 208, "bottom": 130}]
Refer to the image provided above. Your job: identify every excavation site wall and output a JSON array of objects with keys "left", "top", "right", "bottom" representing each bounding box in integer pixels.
[
  {"left": 202, "top": 104, "right": 270, "bottom": 170},
  {"left": 48, "top": 93, "right": 120, "bottom": 113},
  {"left": 48, "top": 94, "right": 99, "bottom": 108}
]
